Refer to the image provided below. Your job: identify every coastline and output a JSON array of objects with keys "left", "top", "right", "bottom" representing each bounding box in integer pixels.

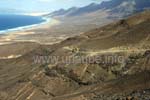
[
  {"left": 0, "top": 16, "right": 53, "bottom": 34},
  {"left": 0, "top": 16, "right": 61, "bottom": 45}
]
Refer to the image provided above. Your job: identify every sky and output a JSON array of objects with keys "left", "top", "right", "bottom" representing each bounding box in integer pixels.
[{"left": 0, "top": 0, "right": 107, "bottom": 14}]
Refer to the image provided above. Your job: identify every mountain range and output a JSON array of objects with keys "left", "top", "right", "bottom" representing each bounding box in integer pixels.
[
  {"left": 0, "top": 10, "right": 150, "bottom": 100},
  {"left": 0, "top": 0, "right": 150, "bottom": 100},
  {"left": 48, "top": 0, "right": 150, "bottom": 17}
]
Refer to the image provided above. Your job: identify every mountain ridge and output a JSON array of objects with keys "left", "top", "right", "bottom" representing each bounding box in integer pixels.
[
  {"left": 47, "top": 0, "right": 150, "bottom": 17},
  {"left": 0, "top": 10, "right": 150, "bottom": 100}
]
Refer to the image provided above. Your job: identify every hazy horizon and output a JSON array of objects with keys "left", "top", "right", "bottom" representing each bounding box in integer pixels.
[{"left": 0, "top": 0, "right": 110, "bottom": 14}]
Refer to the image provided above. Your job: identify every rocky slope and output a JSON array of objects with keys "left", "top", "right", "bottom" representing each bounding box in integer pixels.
[
  {"left": 0, "top": 10, "right": 150, "bottom": 100},
  {"left": 48, "top": 0, "right": 150, "bottom": 17},
  {"left": 41, "top": 0, "right": 150, "bottom": 44}
]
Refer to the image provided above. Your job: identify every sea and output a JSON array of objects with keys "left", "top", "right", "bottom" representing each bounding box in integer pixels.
[{"left": 0, "top": 14, "right": 46, "bottom": 34}]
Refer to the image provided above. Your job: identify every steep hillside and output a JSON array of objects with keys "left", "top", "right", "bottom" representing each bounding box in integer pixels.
[
  {"left": 0, "top": 10, "right": 150, "bottom": 100},
  {"left": 0, "top": 42, "right": 41, "bottom": 57},
  {"left": 48, "top": 0, "right": 150, "bottom": 17},
  {"left": 41, "top": 0, "right": 150, "bottom": 43}
]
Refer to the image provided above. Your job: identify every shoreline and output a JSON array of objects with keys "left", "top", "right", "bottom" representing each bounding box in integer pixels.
[
  {"left": 0, "top": 17, "right": 61, "bottom": 45},
  {"left": 0, "top": 16, "right": 50, "bottom": 34}
]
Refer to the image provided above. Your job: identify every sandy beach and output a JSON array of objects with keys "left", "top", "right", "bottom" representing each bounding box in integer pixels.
[{"left": 0, "top": 18, "right": 62, "bottom": 45}]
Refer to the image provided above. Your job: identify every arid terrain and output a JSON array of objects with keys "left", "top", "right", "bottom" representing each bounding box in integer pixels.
[{"left": 0, "top": 10, "right": 150, "bottom": 100}]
